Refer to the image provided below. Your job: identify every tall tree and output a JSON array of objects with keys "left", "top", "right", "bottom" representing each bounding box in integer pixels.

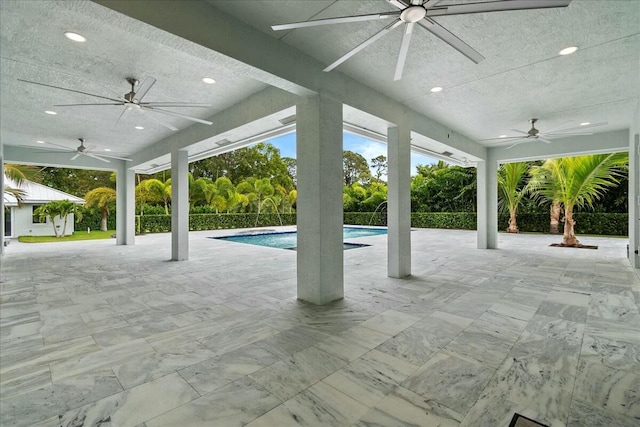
[
  {"left": 529, "top": 153, "right": 628, "bottom": 246},
  {"left": 497, "top": 162, "right": 531, "bottom": 233},
  {"left": 84, "top": 187, "right": 116, "bottom": 232},
  {"left": 371, "top": 155, "right": 388, "bottom": 181},
  {"left": 40, "top": 168, "right": 113, "bottom": 197},
  {"left": 343, "top": 151, "right": 371, "bottom": 186}
]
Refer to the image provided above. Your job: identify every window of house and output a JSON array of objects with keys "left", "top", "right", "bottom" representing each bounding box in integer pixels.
[{"left": 32, "top": 206, "right": 46, "bottom": 223}]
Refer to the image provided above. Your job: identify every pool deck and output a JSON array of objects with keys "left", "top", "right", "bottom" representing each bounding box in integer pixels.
[{"left": 1, "top": 228, "right": 639, "bottom": 426}]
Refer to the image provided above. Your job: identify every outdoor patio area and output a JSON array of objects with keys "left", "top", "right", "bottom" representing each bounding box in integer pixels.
[{"left": 1, "top": 228, "right": 638, "bottom": 427}]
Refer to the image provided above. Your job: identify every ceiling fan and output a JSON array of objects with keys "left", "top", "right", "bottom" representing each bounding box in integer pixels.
[
  {"left": 18, "top": 77, "right": 213, "bottom": 131},
  {"left": 272, "top": 0, "right": 572, "bottom": 81},
  {"left": 480, "top": 118, "right": 608, "bottom": 149},
  {"left": 30, "top": 138, "right": 132, "bottom": 163}
]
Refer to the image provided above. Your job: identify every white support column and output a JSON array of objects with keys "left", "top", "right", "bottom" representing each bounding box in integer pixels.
[
  {"left": 0, "top": 155, "right": 4, "bottom": 256},
  {"left": 116, "top": 166, "right": 136, "bottom": 245},
  {"left": 387, "top": 123, "right": 411, "bottom": 278},
  {"left": 296, "top": 94, "right": 343, "bottom": 305},
  {"left": 171, "top": 149, "right": 189, "bottom": 261},
  {"left": 477, "top": 155, "right": 498, "bottom": 249},
  {"left": 630, "top": 133, "right": 639, "bottom": 268}
]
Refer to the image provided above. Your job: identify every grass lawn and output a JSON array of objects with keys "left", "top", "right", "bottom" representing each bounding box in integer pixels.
[{"left": 18, "top": 230, "right": 116, "bottom": 243}]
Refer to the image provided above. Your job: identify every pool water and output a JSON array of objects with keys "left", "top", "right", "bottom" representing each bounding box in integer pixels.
[{"left": 213, "top": 227, "right": 387, "bottom": 250}]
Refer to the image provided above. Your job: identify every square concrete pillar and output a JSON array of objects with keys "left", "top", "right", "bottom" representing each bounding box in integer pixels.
[
  {"left": 387, "top": 124, "right": 411, "bottom": 278},
  {"left": 630, "top": 133, "right": 639, "bottom": 268},
  {"left": 171, "top": 149, "right": 189, "bottom": 261},
  {"left": 296, "top": 95, "right": 343, "bottom": 305},
  {"left": 477, "top": 157, "right": 498, "bottom": 249},
  {"left": 116, "top": 165, "right": 136, "bottom": 245},
  {"left": 0, "top": 156, "right": 4, "bottom": 256}
]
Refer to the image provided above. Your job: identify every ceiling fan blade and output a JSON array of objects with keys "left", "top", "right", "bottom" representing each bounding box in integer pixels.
[
  {"left": 40, "top": 141, "right": 75, "bottom": 151},
  {"left": 508, "top": 128, "right": 529, "bottom": 135},
  {"left": 387, "top": 0, "right": 411, "bottom": 10},
  {"left": 142, "top": 106, "right": 213, "bottom": 125},
  {"left": 543, "top": 120, "right": 576, "bottom": 134},
  {"left": 99, "top": 154, "right": 133, "bottom": 161},
  {"left": 545, "top": 132, "right": 594, "bottom": 137},
  {"left": 325, "top": 19, "right": 404, "bottom": 72},
  {"left": 423, "top": 0, "right": 445, "bottom": 7},
  {"left": 53, "top": 103, "right": 123, "bottom": 107},
  {"left": 133, "top": 77, "right": 157, "bottom": 102},
  {"left": 426, "top": 0, "right": 571, "bottom": 17},
  {"left": 272, "top": 12, "right": 399, "bottom": 31},
  {"left": 417, "top": 18, "right": 484, "bottom": 63},
  {"left": 139, "top": 109, "right": 179, "bottom": 131},
  {"left": 83, "top": 153, "right": 111, "bottom": 163},
  {"left": 550, "top": 121, "right": 608, "bottom": 133},
  {"left": 505, "top": 139, "right": 528, "bottom": 149},
  {"left": 17, "top": 79, "right": 123, "bottom": 103},
  {"left": 141, "top": 102, "right": 213, "bottom": 108},
  {"left": 84, "top": 145, "right": 96, "bottom": 152},
  {"left": 71, "top": 153, "right": 82, "bottom": 161},
  {"left": 538, "top": 137, "right": 553, "bottom": 144},
  {"left": 116, "top": 107, "right": 128, "bottom": 125},
  {"left": 478, "top": 136, "right": 524, "bottom": 141},
  {"left": 30, "top": 149, "right": 75, "bottom": 154},
  {"left": 394, "top": 23, "right": 415, "bottom": 81}
]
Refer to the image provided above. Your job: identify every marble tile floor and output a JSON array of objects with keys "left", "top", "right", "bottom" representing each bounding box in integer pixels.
[{"left": 0, "top": 228, "right": 638, "bottom": 427}]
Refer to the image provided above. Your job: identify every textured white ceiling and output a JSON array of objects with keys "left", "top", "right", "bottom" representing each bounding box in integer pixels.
[
  {"left": 1, "top": 0, "right": 638, "bottom": 167},
  {"left": 209, "top": 0, "right": 640, "bottom": 145},
  {"left": 0, "top": 0, "right": 267, "bottom": 157}
]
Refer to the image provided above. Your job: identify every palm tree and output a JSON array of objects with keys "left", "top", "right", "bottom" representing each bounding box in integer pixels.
[
  {"left": 497, "top": 162, "right": 531, "bottom": 233},
  {"left": 34, "top": 200, "right": 82, "bottom": 237},
  {"left": 143, "top": 178, "right": 171, "bottom": 214},
  {"left": 84, "top": 187, "right": 116, "bottom": 232},
  {"left": 3, "top": 164, "right": 41, "bottom": 206},
  {"left": 530, "top": 153, "right": 628, "bottom": 246}
]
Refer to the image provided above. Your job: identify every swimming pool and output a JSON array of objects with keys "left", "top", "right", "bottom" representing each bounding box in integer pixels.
[{"left": 212, "top": 226, "right": 387, "bottom": 250}]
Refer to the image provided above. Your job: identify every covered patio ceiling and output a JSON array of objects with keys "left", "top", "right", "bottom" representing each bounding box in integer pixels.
[{"left": 1, "top": 0, "right": 637, "bottom": 172}]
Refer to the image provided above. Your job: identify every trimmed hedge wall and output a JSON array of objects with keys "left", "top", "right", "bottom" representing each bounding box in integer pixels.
[
  {"left": 137, "top": 213, "right": 296, "bottom": 233},
  {"left": 134, "top": 212, "right": 628, "bottom": 236},
  {"left": 76, "top": 211, "right": 116, "bottom": 231}
]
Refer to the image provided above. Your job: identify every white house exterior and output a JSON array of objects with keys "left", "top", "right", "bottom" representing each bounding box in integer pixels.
[{"left": 3, "top": 178, "right": 84, "bottom": 238}]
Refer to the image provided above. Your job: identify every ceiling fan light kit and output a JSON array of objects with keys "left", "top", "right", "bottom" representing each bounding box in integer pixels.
[{"left": 272, "top": 0, "right": 572, "bottom": 80}]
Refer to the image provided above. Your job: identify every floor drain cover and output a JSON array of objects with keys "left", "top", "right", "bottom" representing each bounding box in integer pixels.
[{"left": 509, "top": 413, "right": 549, "bottom": 427}]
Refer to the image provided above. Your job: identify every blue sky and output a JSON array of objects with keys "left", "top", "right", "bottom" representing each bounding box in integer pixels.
[{"left": 263, "top": 132, "right": 436, "bottom": 177}]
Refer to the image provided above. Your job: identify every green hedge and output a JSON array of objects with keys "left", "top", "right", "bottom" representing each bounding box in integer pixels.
[
  {"left": 138, "top": 213, "right": 296, "bottom": 233},
  {"left": 134, "top": 212, "right": 628, "bottom": 236},
  {"left": 76, "top": 210, "right": 116, "bottom": 231},
  {"left": 411, "top": 213, "right": 477, "bottom": 230}
]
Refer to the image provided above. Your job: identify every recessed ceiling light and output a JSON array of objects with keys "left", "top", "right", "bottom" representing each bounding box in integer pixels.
[
  {"left": 559, "top": 46, "right": 578, "bottom": 56},
  {"left": 499, "top": 135, "right": 508, "bottom": 138},
  {"left": 135, "top": 126, "right": 144, "bottom": 130},
  {"left": 104, "top": 149, "right": 111, "bottom": 152},
  {"left": 430, "top": 86, "right": 443, "bottom": 93},
  {"left": 580, "top": 122, "right": 590, "bottom": 126},
  {"left": 64, "top": 32, "right": 86, "bottom": 42},
  {"left": 45, "top": 110, "right": 57, "bottom": 115},
  {"left": 202, "top": 77, "right": 216, "bottom": 84},
  {"left": 36, "top": 140, "right": 45, "bottom": 144}
]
